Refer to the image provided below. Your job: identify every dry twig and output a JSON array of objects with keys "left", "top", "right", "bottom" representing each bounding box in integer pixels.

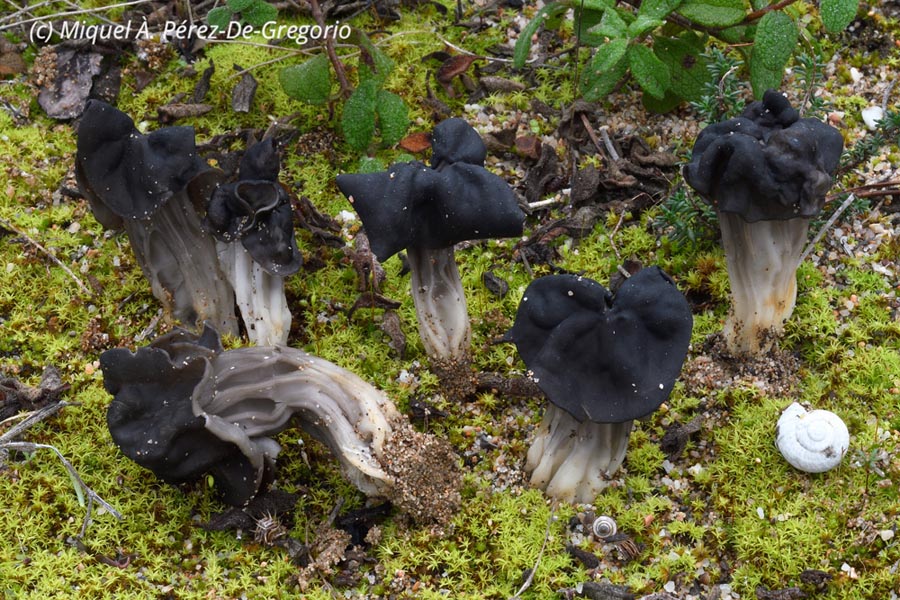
[
  {"left": 0, "top": 217, "right": 92, "bottom": 296},
  {"left": 799, "top": 193, "right": 857, "bottom": 263},
  {"left": 0, "top": 402, "right": 123, "bottom": 537},
  {"left": 509, "top": 504, "right": 557, "bottom": 599}
]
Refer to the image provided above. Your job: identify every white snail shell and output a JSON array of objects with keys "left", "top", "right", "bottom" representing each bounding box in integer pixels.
[
  {"left": 592, "top": 515, "right": 617, "bottom": 538},
  {"left": 776, "top": 402, "right": 849, "bottom": 473}
]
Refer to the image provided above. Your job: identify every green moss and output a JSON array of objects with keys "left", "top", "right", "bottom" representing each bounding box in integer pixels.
[
  {"left": 2, "top": 2, "right": 900, "bottom": 597},
  {"left": 377, "top": 489, "right": 577, "bottom": 597},
  {"left": 625, "top": 428, "right": 666, "bottom": 477}
]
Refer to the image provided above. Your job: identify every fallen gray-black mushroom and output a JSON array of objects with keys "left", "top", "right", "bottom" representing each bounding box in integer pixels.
[
  {"left": 506, "top": 267, "right": 692, "bottom": 503},
  {"left": 102, "top": 325, "right": 461, "bottom": 524},
  {"left": 682, "top": 89, "right": 844, "bottom": 355},
  {"left": 336, "top": 118, "right": 525, "bottom": 398},
  {"left": 198, "top": 137, "right": 302, "bottom": 346},
  {"left": 75, "top": 100, "right": 237, "bottom": 335}
]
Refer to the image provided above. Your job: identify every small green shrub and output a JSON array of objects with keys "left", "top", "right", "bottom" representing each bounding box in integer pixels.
[
  {"left": 279, "top": 30, "right": 410, "bottom": 152},
  {"left": 513, "top": 0, "right": 859, "bottom": 110}
]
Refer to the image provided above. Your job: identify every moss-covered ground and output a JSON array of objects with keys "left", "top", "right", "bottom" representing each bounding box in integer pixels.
[{"left": 1, "top": 1, "right": 899, "bottom": 598}]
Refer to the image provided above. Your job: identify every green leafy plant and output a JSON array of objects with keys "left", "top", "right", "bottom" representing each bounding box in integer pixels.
[
  {"left": 654, "top": 184, "right": 719, "bottom": 249},
  {"left": 688, "top": 47, "right": 746, "bottom": 123},
  {"left": 791, "top": 49, "right": 830, "bottom": 118},
  {"left": 513, "top": 0, "right": 859, "bottom": 111},
  {"left": 279, "top": 30, "right": 410, "bottom": 152},
  {"left": 207, "top": 0, "right": 278, "bottom": 29}
]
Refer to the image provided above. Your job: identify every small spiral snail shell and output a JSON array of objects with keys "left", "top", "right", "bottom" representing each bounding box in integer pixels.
[
  {"left": 592, "top": 515, "right": 617, "bottom": 538},
  {"left": 776, "top": 402, "right": 849, "bottom": 473}
]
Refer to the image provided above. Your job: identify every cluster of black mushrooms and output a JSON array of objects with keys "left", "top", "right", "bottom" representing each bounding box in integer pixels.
[{"left": 76, "top": 89, "right": 843, "bottom": 516}]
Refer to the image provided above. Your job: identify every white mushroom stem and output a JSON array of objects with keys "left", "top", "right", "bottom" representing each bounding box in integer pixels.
[
  {"left": 717, "top": 211, "right": 810, "bottom": 356},
  {"left": 525, "top": 403, "right": 633, "bottom": 504},
  {"left": 216, "top": 241, "right": 290, "bottom": 346},
  {"left": 193, "top": 346, "right": 461, "bottom": 523},
  {"left": 407, "top": 245, "right": 475, "bottom": 398},
  {"left": 407, "top": 245, "right": 471, "bottom": 361},
  {"left": 126, "top": 196, "right": 239, "bottom": 336}
]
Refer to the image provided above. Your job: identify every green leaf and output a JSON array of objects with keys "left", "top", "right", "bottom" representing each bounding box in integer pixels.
[
  {"left": 754, "top": 11, "right": 798, "bottom": 71},
  {"left": 240, "top": 1, "right": 278, "bottom": 27},
  {"left": 579, "top": 54, "right": 628, "bottom": 101},
  {"left": 580, "top": 0, "right": 615, "bottom": 11},
  {"left": 587, "top": 7, "right": 628, "bottom": 38},
  {"left": 628, "top": 15, "right": 664, "bottom": 37},
  {"left": 375, "top": 90, "right": 409, "bottom": 146},
  {"left": 355, "top": 31, "right": 395, "bottom": 87},
  {"left": 590, "top": 38, "right": 629, "bottom": 73},
  {"left": 226, "top": 0, "right": 255, "bottom": 11},
  {"left": 574, "top": 7, "right": 608, "bottom": 46},
  {"left": 717, "top": 24, "right": 749, "bottom": 44},
  {"left": 653, "top": 34, "right": 708, "bottom": 102},
  {"left": 677, "top": 0, "right": 745, "bottom": 27},
  {"left": 638, "top": 0, "right": 683, "bottom": 20},
  {"left": 279, "top": 54, "right": 332, "bottom": 105},
  {"left": 749, "top": 51, "right": 783, "bottom": 98},
  {"left": 628, "top": 44, "right": 671, "bottom": 99},
  {"left": 642, "top": 89, "right": 683, "bottom": 113},
  {"left": 820, "top": 0, "right": 858, "bottom": 32},
  {"left": 206, "top": 6, "right": 233, "bottom": 30},
  {"left": 513, "top": 2, "right": 568, "bottom": 68},
  {"left": 342, "top": 80, "right": 378, "bottom": 152}
]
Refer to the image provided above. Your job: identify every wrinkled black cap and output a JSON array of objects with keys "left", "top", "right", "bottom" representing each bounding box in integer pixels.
[
  {"left": 75, "top": 100, "right": 207, "bottom": 229},
  {"left": 203, "top": 138, "right": 301, "bottom": 276},
  {"left": 102, "top": 327, "right": 270, "bottom": 506},
  {"left": 683, "top": 89, "right": 844, "bottom": 222},
  {"left": 431, "top": 117, "right": 487, "bottom": 168},
  {"left": 335, "top": 118, "right": 524, "bottom": 262},
  {"left": 506, "top": 267, "right": 693, "bottom": 424}
]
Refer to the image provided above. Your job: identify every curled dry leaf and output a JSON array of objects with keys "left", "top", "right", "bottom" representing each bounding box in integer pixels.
[
  {"left": 515, "top": 135, "right": 542, "bottom": 160},
  {"left": 232, "top": 69, "right": 258, "bottom": 113},
  {"left": 157, "top": 102, "right": 213, "bottom": 122},
  {"left": 380, "top": 310, "right": 407, "bottom": 359},
  {"left": 436, "top": 54, "right": 479, "bottom": 97},
  {"left": 192, "top": 60, "right": 215, "bottom": 103},
  {"left": 399, "top": 132, "right": 432, "bottom": 153},
  {"left": 482, "top": 269, "right": 510, "bottom": 297}
]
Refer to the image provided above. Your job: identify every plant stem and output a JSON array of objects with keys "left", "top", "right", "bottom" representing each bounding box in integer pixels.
[
  {"left": 745, "top": 0, "right": 799, "bottom": 22},
  {"left": 308, "top": 0, "right": 353, "bottom": 98}
]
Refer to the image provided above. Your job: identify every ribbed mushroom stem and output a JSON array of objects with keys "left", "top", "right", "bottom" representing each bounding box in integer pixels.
[
  {"left": 216, "top": 241, "right": 290, "bottom": 346},
  {"left": 407, "top": 245, "right": 474, "bottom": 399},
  {"left": 718, "top": 212, "right": 809, "bottom": 355},
  {"left": 196, "top": 346, "right": 461, "bottom": 524},
  {"left": 125, "top": 196, "right": 238, "bottom": 336},
  {"left": 525, "top": 404, "right": 633, "bottom": 504}
]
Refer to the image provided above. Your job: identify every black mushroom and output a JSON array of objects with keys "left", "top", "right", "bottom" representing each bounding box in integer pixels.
[
  {"left": 335, "top": 118, "right": 525, "bottom": 398},
  {"left": 198, "top": 137, "right": 302, "bottom": 346},
  {"left": 102, "top": 325, "right": 461, "bottom": 525},
  {"left": 75, "top": 100, "right": 238, "bottom": 335},
  {"left": 506, "top": 268, "right": 693, "bottom": 503},
  {"left": 682, "top": 89, "right": 844, "bottom": 355}
]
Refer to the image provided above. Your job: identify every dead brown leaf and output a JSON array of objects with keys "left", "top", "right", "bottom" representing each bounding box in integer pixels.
[
  {"left": 436, "top": 54, "right": 479, "bottom": 97},
  {"left": 399, "top": 132, "right": 432, "bottom": 153}
]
